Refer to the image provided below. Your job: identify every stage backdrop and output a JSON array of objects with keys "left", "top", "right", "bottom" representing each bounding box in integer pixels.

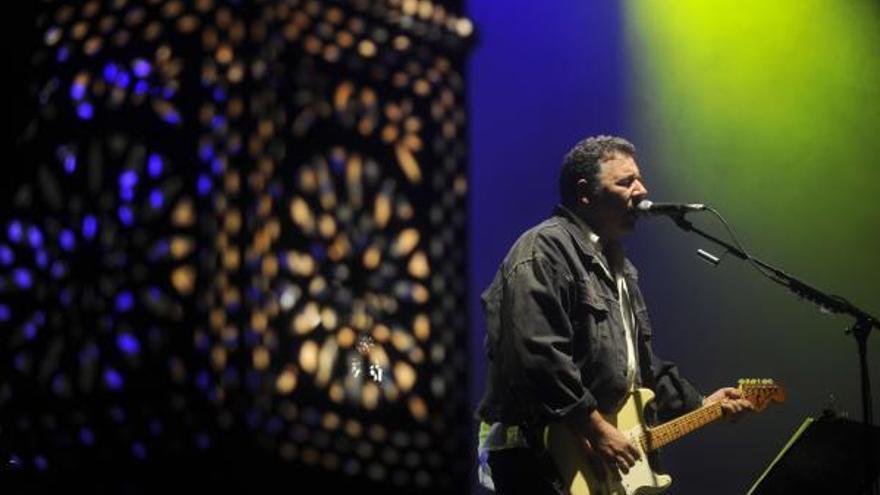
[
  {"left": 469, "top": 0, "right": 880, "bottom": 493},
  {"left": 4, "top": 1, "right": 473, "bottom": 493}
]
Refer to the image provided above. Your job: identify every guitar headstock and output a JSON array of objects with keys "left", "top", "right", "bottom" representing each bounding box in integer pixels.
[{"left": 737, "top": 378, "right": 786, "bottom": 412}]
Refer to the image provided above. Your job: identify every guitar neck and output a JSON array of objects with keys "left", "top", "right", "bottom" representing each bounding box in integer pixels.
[{"left": 639, "top": 402, "right": 724, "bottom": 452}]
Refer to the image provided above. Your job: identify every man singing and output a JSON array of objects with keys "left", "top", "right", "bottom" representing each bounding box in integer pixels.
[{"left": 476, "top": 135, "right": 752, "bottom": 494}]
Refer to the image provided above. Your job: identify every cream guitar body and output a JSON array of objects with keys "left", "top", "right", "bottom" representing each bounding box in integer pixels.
[
  {"left": 545, "top": 388, "right": 669, "bottom": 495},
  {"left": 545, "top": 379, "right": 785, "bottom": 495}
]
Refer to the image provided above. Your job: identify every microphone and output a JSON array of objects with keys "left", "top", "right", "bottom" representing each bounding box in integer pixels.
[{"left": 635, "top": 200, "right": 707, "bottom": 215}]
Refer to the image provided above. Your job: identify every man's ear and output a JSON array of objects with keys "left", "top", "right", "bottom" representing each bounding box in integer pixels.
[{"left": 576, "top": 178, "right": 592, "bottom": 207}]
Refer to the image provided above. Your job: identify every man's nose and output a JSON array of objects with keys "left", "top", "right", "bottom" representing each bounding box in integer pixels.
[{"left": 634, "top": 181, "right": 648, "bottom": 199}]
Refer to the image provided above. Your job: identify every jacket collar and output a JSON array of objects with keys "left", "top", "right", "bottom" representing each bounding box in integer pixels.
[{"left": 553, "top": 204, "right": 639, "bottom": 281}]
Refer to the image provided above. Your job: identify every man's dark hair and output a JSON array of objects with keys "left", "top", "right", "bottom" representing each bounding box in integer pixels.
[{"left": 559, "top": 135, "right": 636, "bottom": 206}]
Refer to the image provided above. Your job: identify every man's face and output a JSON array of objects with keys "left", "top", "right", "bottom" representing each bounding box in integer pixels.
[{"left": 583, "top": 152, "right": 649, "bottom": 240}]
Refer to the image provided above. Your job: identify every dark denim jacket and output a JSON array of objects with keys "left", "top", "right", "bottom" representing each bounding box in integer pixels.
[{"left": 476, "top": 206, "right": 702, "bottom": 431}]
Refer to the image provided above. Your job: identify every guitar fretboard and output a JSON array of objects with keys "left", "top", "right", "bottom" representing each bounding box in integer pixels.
[{"left": 638, "top": 402, "right": 724, "bottom": 452}]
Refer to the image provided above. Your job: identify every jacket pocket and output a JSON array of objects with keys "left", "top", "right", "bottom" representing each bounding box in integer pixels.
[{"left": 573, "top": 285, "right": 610, "bottom": 363}]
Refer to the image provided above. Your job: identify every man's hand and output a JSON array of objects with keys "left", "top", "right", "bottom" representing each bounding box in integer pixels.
[
  {"left": 582, "top": 410, "right": 641, "bottom": 475},
  {"left": 703, "top": 387, "right": 754, "bottom": 421}
]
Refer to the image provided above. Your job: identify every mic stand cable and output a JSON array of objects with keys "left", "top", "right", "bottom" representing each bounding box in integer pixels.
[{"left": 667, "top": 207, "right": 879, "bottom": 495}]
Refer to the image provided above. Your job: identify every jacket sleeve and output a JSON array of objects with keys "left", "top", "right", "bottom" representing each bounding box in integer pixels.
[
  {"left": 497, "top": 255, "right": 596, "bottom": 427},
  {"left": 646, "top": 346, "right": 705, "bottom": 421}
]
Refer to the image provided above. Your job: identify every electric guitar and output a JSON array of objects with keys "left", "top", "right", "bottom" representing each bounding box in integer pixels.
[{"left": 544, "top": 379, "right": 786, "bottom": 495}]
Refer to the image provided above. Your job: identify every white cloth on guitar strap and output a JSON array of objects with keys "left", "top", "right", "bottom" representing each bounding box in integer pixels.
[
  {"left": 616, "top": 272, "right": 639, "bottom": 392},
  {"left": 588, "top": 230, "right": 639, "bottom": 393}
]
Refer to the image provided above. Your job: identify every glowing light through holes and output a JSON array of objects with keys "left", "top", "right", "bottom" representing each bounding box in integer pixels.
[{"left": 2, "top": 134, "right": 198, "bottom": 469}]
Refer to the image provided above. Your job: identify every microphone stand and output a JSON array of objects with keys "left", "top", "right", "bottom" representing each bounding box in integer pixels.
[{"left": 668, "top": 212, "right": 879, "bottom": 493}]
